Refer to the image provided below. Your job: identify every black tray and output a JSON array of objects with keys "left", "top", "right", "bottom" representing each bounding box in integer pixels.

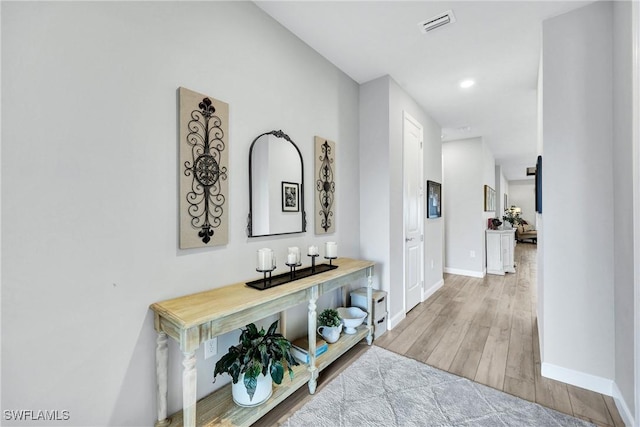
[{"left": 246, "top": 263, "right": 338, "bottom": 290}]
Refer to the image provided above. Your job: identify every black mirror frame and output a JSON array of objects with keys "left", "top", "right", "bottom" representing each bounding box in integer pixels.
[{"left": 247, "top": 130, "right": 307, "bottom": 237}]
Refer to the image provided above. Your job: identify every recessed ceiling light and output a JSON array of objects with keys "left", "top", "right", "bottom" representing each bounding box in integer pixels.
[{"left": 459, "top": 79, "right": 475, "bottom": 89}]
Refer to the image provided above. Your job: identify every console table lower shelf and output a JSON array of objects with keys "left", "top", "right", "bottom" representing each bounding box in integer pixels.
[{"left": 165, "top": 328, "right": 368, "bottom": 427}]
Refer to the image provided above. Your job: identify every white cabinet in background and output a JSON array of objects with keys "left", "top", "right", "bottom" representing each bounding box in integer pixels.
[{"left": 486, "top": 229, "right": 516, "bottom": 275}]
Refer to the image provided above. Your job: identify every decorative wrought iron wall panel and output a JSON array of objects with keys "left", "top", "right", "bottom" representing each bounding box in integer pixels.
[
  {"left": 179, "top": 87, "right": 229, "bottom": 248},
  {"left": 314, "top": 136, "right": 336, "bottom": 234}
]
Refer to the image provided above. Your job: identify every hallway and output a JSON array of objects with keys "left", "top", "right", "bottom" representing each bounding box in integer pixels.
[{"left": 375, "top": 244, "right": 624, "bottom": 426}]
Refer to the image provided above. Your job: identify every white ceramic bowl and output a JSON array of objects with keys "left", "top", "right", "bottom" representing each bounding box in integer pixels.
[{"left": 337, "top": 307, "right": 367, "bottom": 334}]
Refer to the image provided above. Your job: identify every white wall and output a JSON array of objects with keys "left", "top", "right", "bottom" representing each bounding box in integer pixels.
[
  {"left": 508, "top": 180, "right": 536, "bottom": 226},
  {"left": 634, "top": 2, "right": 640, "bottom": 424},
  {"left": 481, "top": 143, "right": 497, "bottom": 267},
  {"left": 536, "top": 41, "right": 545, "bottom": 368},
  {"left": 442, "top": 137, "right": 495, "bottom": 277},
  {"left": 1, "top": 2, "right": 361, "bottom": 425},
  {"left": 612, "top": 0, "right": 636, "bottom": 420},
  {"left": 360, "top": 75, "right": 443, "bottom": 328},
  {"left": 542, "top": 0, "right": 615, "bottom": 391},
  {"left": 495, "top": 165, "right": 508, "bottom": 216},
  {"left": 422, "top": 106, "right": 445, "bottom": 299},
  {"left": 359, "top": 76, "right": 391, "bottom": 303}
]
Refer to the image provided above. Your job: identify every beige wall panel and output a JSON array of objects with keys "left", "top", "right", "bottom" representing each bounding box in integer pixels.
[{"left": 179, "top": 87, "right": 229, "bottom": 248}]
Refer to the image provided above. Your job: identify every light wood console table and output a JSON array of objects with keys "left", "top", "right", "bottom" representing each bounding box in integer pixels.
[{"left": 149, "top": 257, "right": 374, "bottom": 427}]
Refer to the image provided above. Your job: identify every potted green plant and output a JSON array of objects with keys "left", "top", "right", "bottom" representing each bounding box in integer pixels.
[
  {"left": 317, "top": 308, "right": 342, "bottom": 343},
  {"left": 502, "top": 206, "right": 523, "bottom": 228},
  {"left": 214, "top": 320, "right": 298, "bottom": 406}
]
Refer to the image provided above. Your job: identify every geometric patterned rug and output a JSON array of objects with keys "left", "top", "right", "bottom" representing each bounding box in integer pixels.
[{"left": 283, "top": 346, "right": 594, "bottom": 426}]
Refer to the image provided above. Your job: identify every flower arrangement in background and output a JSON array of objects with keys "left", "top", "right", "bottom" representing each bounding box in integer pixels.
[{"left": 502, "top": 206, "right": 523, "bottom": 227}]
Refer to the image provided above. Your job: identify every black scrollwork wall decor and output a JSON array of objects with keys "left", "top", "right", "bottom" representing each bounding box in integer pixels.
[
  {"left": 179, "top": 87, "right": 229, "bottom": 249},
  {"left": 314, "top": 136, "right": 336, "bottom": 234}
]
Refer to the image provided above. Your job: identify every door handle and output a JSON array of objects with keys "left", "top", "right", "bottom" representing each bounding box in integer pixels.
[{"left": 405, "top": 237, "right": 414, "bottom": 242}]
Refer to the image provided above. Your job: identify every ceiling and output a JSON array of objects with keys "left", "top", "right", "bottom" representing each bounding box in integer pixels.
[{"left": 255, "top": 1, "right": 591, "bottom": 181}]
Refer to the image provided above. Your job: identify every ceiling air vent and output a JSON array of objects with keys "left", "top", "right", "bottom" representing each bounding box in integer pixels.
[{"left": 418, "top": 10, "right": 456, "bottom": 34}]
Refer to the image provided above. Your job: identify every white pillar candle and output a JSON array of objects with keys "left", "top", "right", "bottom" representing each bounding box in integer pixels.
[
  {"left": 257, "top": 248, "right": 273, "bottom": 271},
  {"left": 288, "top": 246, "right": 301, "bottom": 264},
  {"left": 325, "top": 242, "right": 337, "bottom": 258},
  {"left": 308, "top": 245, "right": 319, "bottom": 256},
  {"left": 287, "top": 252, "right": 297, "bottom": 265}
]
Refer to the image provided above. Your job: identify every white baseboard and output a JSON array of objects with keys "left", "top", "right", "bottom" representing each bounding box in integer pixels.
[
  {"left": 612, "top": 382, "right": 636, "bottom": 427},
  {"left": 541, "top": 362, "right": 613, "bottom": 396},
  {"left": 389, "top": 310, "right": 405, "bottom": 330},
  {"left": 443, "top": 267, "right": 485, "bottom": 278},
  {"left": 422, "top": 279, "right": 444, "bottom": 302}
]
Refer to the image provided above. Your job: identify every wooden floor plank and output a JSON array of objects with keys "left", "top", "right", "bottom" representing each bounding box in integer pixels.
[
  {"left": 425, "top": 318, "right": 471, "bottom": 371},
  {"left": 504, "top": 375, "right": 535, "bottom": 402},
  {"left": 449, "top": 347, "right": 483, "bottom": 380},
  {"left": 448, "top": 321, "right": 490, "bottom": 379},
  {"left": 505, "top": 309, "right": 534, "bottom": 382},
  {"left": 404, "top": 312, "right": 453, "bottom": 363},
  {"left": 567, "top": 384, "right": 615, "bottom": 427},
  {"left": 377, "top": 301, "right": 446, "bottom": 355},
  {"left": 603, "top": 395, "right": 627, "bottom": 427},
  {"left": 474, "top": 326, "right": 509, "bottom": 390}
]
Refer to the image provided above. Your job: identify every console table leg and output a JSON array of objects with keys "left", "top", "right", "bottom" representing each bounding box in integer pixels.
[
  {"left": 182, "top": 351, "right": 197, "bottom": 427},
  {"left": 155, "top": 332, "right": 170, "bottom": 427},
  {"left": 307, "top": 286, "right": 319, "bottom": 394}
]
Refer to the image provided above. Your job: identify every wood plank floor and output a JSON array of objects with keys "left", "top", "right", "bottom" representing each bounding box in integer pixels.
[
  {"left": 257, "top": 243, "right": 625, "bottom": 426},
  {"left": 376, "top": 243, "right": 625, "bottom": 427}
]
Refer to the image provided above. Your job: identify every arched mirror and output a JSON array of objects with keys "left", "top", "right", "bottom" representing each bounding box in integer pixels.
[{"left": 248, "top": 130, "right": 306, "bottom": 237}]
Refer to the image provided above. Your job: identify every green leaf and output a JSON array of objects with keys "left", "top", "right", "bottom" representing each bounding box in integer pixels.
[
  {"left": 243, "top": 374, "right": 258, "bottom": 401},
  {"left": 229, "top": 361, "right": 241, "bottom": 384},
  {"left": 288, "top": 365, "right": 295, "bottom": 380},
  {"left": 267, "top": 320, "right": 279, "bottom": 336},
  {"left": 214, "top": 347, "right": 239, "bottom": 378},
  {"left": 247, "top": 323, "right": 259, "bottom": 335},
  {"left": 270, "top": 361, "right": 284, "bottom": 384},
  {"left": 259, "top": 343, "right": 269, "bottom": 372}
]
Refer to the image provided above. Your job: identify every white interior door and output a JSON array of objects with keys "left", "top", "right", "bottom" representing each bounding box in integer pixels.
[{"left": 403, "top": 111, "right": 424, "bottom": 313}]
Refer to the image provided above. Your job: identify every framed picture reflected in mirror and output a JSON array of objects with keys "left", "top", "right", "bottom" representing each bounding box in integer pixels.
[{"left": 282, "top": 181, "right": 299, "bottom": 212}]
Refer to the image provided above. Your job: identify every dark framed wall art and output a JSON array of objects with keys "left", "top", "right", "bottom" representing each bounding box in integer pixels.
[
  {"left": 426, "top": 180, "right": 442, "bottom": 218},
  {"left": 535, "top": 155, "right": 542, "bottom": 213},
  {"left": 315, "top": 136, "right": 336, "bottom": 234},
  {"left": 484, "top": 185, "right": 496, "bottom": 212},
  {"left": 282, "top": 181, "right": 299, "bottom": 212}
]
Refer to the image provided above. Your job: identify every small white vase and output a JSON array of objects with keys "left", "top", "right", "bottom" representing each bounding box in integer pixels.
[
  {"left": 317, "top": 324, "right": 342, "bottom": 343},
  {"left": 232, "top": 371, "right": 273, "bottom": 407}
]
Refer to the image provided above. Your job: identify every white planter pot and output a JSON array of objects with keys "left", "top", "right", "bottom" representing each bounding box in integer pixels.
[{"left": 232, "top": 371, "right": 273, "bottom": 407}]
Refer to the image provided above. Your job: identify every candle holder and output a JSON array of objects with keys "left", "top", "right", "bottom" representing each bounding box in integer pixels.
[
  {"left": 285, "top": 262, "right": 300, "bottom": 281},
  {"left": 324, "top": 256, "right": 337, "bottom": 267},
  {"left": 256, "top": 267, "right": 276, "bottom": 288},
  {"left": 308, "top": 253, "right": 319, "bottom": 273},
  {"left": 246, "top": 260, "right": 338, "bottom": 290}
]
